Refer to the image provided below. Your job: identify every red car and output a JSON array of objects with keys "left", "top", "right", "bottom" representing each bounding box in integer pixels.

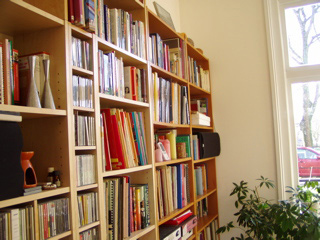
[{"left": 297, "top": 147, "right": 320, "bottom": 178}]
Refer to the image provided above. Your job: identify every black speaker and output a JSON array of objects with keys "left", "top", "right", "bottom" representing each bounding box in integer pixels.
[
  {"left": 197, "top": 132, "right": 221, "bottom": 159},
  {"left": 0, "top": 121, "right": 24, "bottom": 200}
]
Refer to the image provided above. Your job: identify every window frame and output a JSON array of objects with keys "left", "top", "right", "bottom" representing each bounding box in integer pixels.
[{"left": 264, "top": 0, "right": 320, "bottom": 199}]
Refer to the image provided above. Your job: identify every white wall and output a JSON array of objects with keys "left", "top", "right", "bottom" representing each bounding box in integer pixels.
[
  {"left": 146, "top": 0, "right": 181, "bottom": 32},
  {"left": 178, "top": 0, "right": 278, "bottom": 239}
]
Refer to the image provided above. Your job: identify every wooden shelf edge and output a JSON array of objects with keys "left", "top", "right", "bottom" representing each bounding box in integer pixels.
[
  {"left": 75, "top": 146, "right": 97, "bottom": 151},
  {"left": 189, "top": 83, "right": 211, "bottom": 95},
  {"left": 77, "top": 184, "right": 98, "bottom": 192},
  {"left": 72, "top": 65, "right": 94, "bottom": 76},
  {"left": 0, "top": 105, "right": 66, "bottom": 119},
  {"left": 97, "top": 37, "right": 147, "bottom": 64},
  {"left": 70, "top": 23, "right": 93, "bottom": 39},
  {"left": 79, "top": 221, "right": 100, "bottom": 233},
  {"left": 47, "top": 230, "right": 72, "bottom": 240},
  {"left": 99, "top": 94, "right": 149, "bottom": 108},
  {"left": 154, "top": 122, "right": 190, "bottom": 128},
  {"left": 124, "top": 225, "right": 155, "bottom": 240},
  {"left": 158, "top": 202, "right": 194, "bottom": 226},
  {"left": 186, "top": 41, "right": 209, "bottom": 61},
  {"left": 150, "top": 63, "right": 188, "bottom": 84},
  {"left": 196, "top": 188, "right": 217, "bottom": 202},
  {"left": 0, "top": 187, "right": 70, "bottom": 209},
  {"left": 191, "top": 125, "right": 213, "bottom": 130},
  {"left": 73, "top": 106, "right": 95, "bottom": 112},
  {"left": 102, "top": 165, "right": 152, "bottom": 177},
  {"left": 196, "top": 214, "right": 218, "bottom": 234},
  {"left": 155, "top": 158, "right": 192, "bottom": 167},
  {"left": 194, "top": 157, "right": 215, "bottom": 164}
]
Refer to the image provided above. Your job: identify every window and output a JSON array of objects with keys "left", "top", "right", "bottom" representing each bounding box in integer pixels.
[{"left": 264, "top": 0, "right": 320, "bottom": 199}]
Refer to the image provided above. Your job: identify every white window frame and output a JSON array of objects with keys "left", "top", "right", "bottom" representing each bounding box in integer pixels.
[{"left": 264, "top": 0, "right": 320, "bottom": 199}]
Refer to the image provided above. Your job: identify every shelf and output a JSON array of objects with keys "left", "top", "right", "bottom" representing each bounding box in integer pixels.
[
  {"left": 196, "top": 215, "right": 218, "bottom": 234},
  {"left": 73, "top": 106, "right": 95, "bottom": 113},
  {"left": 194, "top": 157, "right": 215, "bottom": 164},
  {"left": 72, "top": 66, "right": 94, "bottom": 76},
  {"left": 158, "top": 202, "right": 194, "bottom": 226},
  {"left": 191, "top": 125, "right": 213, "bottom": 130},
  {"left": 79, "top": 221, "right": 100, "bottom": 233},
  {"left": 0, "top": 0, "right": 64, "bottom": 36},
  {"left": 99, "top": 94, "right": 149, "bottom": 109},
  {"left": 0, "top": 187, "right": 70, "bottom": 209},
  {"left": 77, "top": 184, "right": 98, "bottom": 192},
  {"left": 155, "top": 158, "right": 192, "bottom": 167},
  {"left": 186, "top": 42, "right": 209, "bottom": 62},
  {"left": 0, "top": 105, "right": 66, "bottom": 119},
  {"left": 103, "top": 165, "right": 152, "bottom": 177},
  {"left": 150, "top": 63, "right": 188, "bottom": 85},
  {"left": 70, "top": 24, "right": 93, "bottom": 40},
  {"left": 148, "top": 9, "right": 183, "bottom": 40},
  {"left": 48, "top": 230, "right": 72, "bottom": 240},
  {"left": 154, "top": 122, "right": 190, "bottom": 129},
  {"left": 75, "top": 146, "right": 97, "bottom": 151},
  {"left": 105, "top": 0, "right": 144, "bottom": 11},
  {"left": 124, "top": 225, "right": 155, "bottom": 240},
  {"left": 97, "top": 37, "right": 147, "bottom": 66},
  {"left": 196, "top": 188, "right": 217, "bottom": 203},
  {"left": 189, "top": 83, "right": 211, "bottom": 96}
]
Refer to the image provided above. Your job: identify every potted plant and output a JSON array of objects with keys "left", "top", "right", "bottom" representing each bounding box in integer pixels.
[{"left": 217, "top": 176, "right": 320, "bottom": 240}]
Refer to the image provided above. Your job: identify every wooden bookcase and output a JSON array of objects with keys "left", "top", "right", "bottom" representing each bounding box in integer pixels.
[{"left": 0, "top": 1, "right": 219, "bottom": 239}]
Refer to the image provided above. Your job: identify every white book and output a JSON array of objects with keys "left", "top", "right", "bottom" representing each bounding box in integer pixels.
[{"left": 10, "top": 208, "right": 20, "bottom": 240}]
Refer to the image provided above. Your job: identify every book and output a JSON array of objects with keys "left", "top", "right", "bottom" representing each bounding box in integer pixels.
[
  {"left": 159, "top": 225, "right": 181, "bottom": 240},
  {"left": 165, "top": 210, "right": 193, "bottom": 225},
  {"left": 176, "top": 135, "right": 191, "bottom": 158}
]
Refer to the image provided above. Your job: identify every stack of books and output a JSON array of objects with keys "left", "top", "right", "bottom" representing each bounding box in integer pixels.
[
  {"left": 160, "top": 210, "right": 197, "bottom": 240},
  {"left": 104, "top": 176, "right": 150, "bottom": 239},
  {"left": 23, "top": 185, "right": 42, "bottom": 196},
  {"left": 191, "top": 111, "right": 211, "bottom": 126}
]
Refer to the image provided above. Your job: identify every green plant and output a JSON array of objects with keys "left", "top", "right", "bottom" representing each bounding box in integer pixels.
[{"left": 217, "top": 176, "right": 320, "bottom": 240}]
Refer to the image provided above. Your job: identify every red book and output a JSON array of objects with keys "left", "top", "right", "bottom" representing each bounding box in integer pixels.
[
  {"left": 130, "top": 67, "right": 137, "bottom": 101},
  {"left": 101, "top": 109, "right": 120, "bottom": 169},
  {"left": 68, "top": 0, "right": 74, "bottom": 23},
  {"left": 73, "top": 0, "right": 85, "bottom": 27},
  {"left": 13, "top": 49, "right": 19, "bottom": 104},
  {"left": 101, "top": 112, "right": 112, "bottom": 171},
  {"left": 165, "top": 210, "right": 193, "bottom": 225},
  {"left": 110, "top": 109, "right": 126, "bottom": 169}
]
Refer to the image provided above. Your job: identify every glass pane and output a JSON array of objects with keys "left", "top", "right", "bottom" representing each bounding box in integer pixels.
[
  {"left": 292, "top": 81, "right": 320, "bottom": 183},
  {"left": 285, "top": 3, "right": 320, "bottom": 67}
]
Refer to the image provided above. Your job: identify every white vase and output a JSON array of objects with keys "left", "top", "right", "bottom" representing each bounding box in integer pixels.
[
  {"left": 26, "top": 56, "right": 41, "bottom": 108},
  {"left": 41, "top": 59, "right": 55, "bottom": 109}
]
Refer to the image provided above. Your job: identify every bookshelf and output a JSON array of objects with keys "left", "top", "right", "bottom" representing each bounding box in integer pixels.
[{"left": 0, "top": 1, "right": 219, "bottom": 239}]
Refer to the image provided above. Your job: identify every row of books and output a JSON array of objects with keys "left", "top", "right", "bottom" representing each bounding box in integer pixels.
[
  {"left": 80, "top": 227, "right": 98, "bottom": 240},
  {"left": 69, "top": 1, "right": 146, "bottom": 59},
  {"left": 104, "top": 177, "right": 150, "bottom": 239},
  {"left": 0, "top": 206, "right": 34, "bottom": 240},
  {"left": 100, "top": 7, "right": 146, "bottom": 59},
  {"left": 100, "top": 109, "right": 148, "bottom": 171},
  {"left": 154, "top": 130, "right": 191, "bottom": 161},
  {"left": 74, "top": 112, "right": 96, "bottom": 146},
  {"left": 98, "top": 50, "right": 147, "bottom": 102},
  {"left": 72, "top": 36, "right": 91, "bottom": 71},
  {"left": 198, "top": 219, "right": 219, "bottom": 240},
  {"left": 197, "top": 198, "right": 208, "bottom": 219},
  {"left": 76, "top": 154, "right": 96, "bottom": 187},
  {"left": 156, "top": 164, "right": 190, "bottom": 219},
  {"left": 0, "top": 39, "right": 18, "bottom": 105},
  {"left": 77, "top": 192, "right": 99, "bottom": 227},
  {"left": 38, "top": 198, "right": 70, "bottom": 240},
  {"left": 191, "top": 98, "right": 208, "bottom": 116},
  {"left": 152, "top": 72, "right": 190, "bottom": 124},
  {"left": 187, "top": 56, "right": 210, "bottom": 92},
  {"left": 72, "top": 75, "right": 93, "bottom": 108},
  {"left": 149, "top": 35, "right": 186, "bottom": 79},
  {"left": 195, "top": 164, "right": 208, "bottom": 196}
]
